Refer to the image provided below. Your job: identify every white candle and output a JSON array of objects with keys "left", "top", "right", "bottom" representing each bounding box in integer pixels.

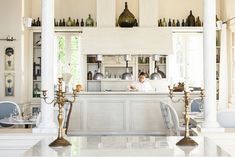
[
  {"left": 62, "top": 81, "right": 65, "bottom": 92},
  {"left": 170, "top": 77, "right": 173, "bottom": 89},
  {"left": 184, "top": 83, "right": 189, "bottom": 92},
  {"left": 201, "top": 80, "right": 204, "bottom": 89}
]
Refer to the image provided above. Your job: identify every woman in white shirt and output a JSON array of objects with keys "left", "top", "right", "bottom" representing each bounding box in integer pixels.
[{"left": 128, "top": 72, "right": 153, "bottom": 92}]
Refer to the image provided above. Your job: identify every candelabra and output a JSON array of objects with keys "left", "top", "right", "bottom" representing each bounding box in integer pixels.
[
  {"left": 169, "top": 86, "right": 205, "bottom": 146},
  {"left": 41, "top": 78, "right": 77, "bottom": 147}
]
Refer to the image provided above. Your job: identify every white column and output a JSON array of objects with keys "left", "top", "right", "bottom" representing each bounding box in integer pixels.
[
  {"left": 202, "top": 0, "right": 221, "bottom": 129},
  {"left": 33, "top": 0, "right": 57, "bottom": 133}
]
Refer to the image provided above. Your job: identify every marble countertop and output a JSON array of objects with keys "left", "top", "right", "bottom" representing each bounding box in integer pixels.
[{"left": 23, "top": 136, "right": 230, "bottom": 157}]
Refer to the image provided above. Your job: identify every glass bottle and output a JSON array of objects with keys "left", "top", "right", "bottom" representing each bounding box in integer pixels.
[
  {"left": 87, "top": 71, "right": 93, "bottom": 80},
  {"left": 162, "top": 18, "right": 167, "bottom": 27},
  {"left": 32, "top": 19, "right": 36, "bottom": 26},
  {"left": 76, "top": 19, "right": 79, "bottom": 26},
  {"left": 182, "top": 19, "right": 185, "bottom": 27},
  {"left": 176, "top": 20, "right": 180, "bottom": 27},
  {"left": 86, "top": 14, "right": 94, "bottom": 27},
  {"left": 195, "top": 16, "right": 202, "bottom": 26},
  {"left": 118, "top": 2, "right": 136, "bottom": 27},
  {"left": 159, "top": 19, "right": 163, "bottom": 27},
  {"left": 81, "top": 19, "right": 84, "bottom": 27},
  {"left": 33, "top": 84, "right": 40, "bottom": 98},
  {"left": 172, "top": 19, "right": 176, "bottom": 27},
  {"left": 66, "top": 17, "right": 72, "bottom": 26},
  {"left": 168, "top": 19, "right": 172, "bottom": 27},
  {"left": 187, "top": 10, "right": 195, "bottom": 26},
  {"left": 62, "top": 18, "right": 66, "bottom": 26},
  {"left": 36, "top": 17, "right": 41, "bottom": 26},
  {"left": 59, "top": 19, "right": 63, "bottom": 26},
  {"left": 72, "top": 19, "right": 76, "bottom": 26}
]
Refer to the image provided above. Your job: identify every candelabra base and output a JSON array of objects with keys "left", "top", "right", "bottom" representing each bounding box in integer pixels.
[
  {"left": 176, "top": 137, "right": 198, "bottom": 146},
  {"left": 49, "top": 137, "right": 71, "bottom": 147}
]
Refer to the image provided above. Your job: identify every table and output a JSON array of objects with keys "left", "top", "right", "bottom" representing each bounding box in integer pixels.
[
  {"left": 23, "top": 136, "right": 231, "bottom": 157},
  {"left": 189, "top": 112, "right": 204, "bottom": 127},
  {"left": 0, "top": 118, "right": 36, "bottom": 128}
]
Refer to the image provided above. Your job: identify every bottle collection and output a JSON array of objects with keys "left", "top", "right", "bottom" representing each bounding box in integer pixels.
[
  {"left": 31, "top": 14, "right": 95, "bottom": 27},
  {"left": 158, "top": 10, "right": 202, "bottom": 27}
]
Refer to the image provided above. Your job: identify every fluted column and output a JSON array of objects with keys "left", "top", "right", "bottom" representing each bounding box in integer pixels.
[
  {"left": 33, "top": 0, "right": 56, "bottom": 133},
  {"left": 202, "top": 0, "right": 220, "bottom": 128}
]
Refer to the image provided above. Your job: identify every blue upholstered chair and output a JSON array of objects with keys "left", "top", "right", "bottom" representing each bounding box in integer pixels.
[
  {"left": 191, "top": 99, "right": 203, "bottom": 112},
  {"left": 0, "top": 101, "right": 21, "bottom": 127}
]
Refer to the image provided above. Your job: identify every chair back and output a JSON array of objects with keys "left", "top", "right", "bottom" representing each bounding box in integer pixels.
[
  {"left": 0, "top": 101, "right": 21, "bottom": 119},
  {"left": 160, "top": 101, "right": 180, "bottom": 135},
  {"left": 63, "top": 102, "right": 73, "bottom": 135},
  {"left": 0, "top": 101, "right": 21, "bottom": 127},
  {"left": 160, "top": 102, "right": 172, "bottom": 130},
  {"left": 191, "top": 98, "right": 203, "bottom": 112}
]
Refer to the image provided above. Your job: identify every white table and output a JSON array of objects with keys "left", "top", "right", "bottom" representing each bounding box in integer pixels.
[
  {"left": 189, "top": 112, "right": 204, "bottom": 127},
  {"left": 0, "top": 118, "right": 36, "bottom": 128},
  {"left": 23, "top": 136, "right": 231, "bottom": 157}
]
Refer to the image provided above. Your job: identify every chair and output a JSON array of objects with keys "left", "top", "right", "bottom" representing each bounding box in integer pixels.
[
  {"left": 191, "top": 98, "right": 203, "bottom": 112},
  {"left": 63, "top": 101, "right": 73, "bottom": 135},
  {"left": 0, "top": 101, "right": 21, "bottom": 127},
  {"left": 160, "top": 101, "right": 184, "bottom": 136}
]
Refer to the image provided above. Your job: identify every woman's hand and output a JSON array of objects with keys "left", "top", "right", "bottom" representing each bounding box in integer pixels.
[{"left": 128, "top": 85, "right": 137, "bottom": 91}]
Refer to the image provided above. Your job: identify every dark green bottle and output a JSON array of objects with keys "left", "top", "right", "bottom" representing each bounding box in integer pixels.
[
  {"left": 76, "top": 19, "right": 79, "bottom": 26},
  {"left": 81, "top": 18, "right": 84, "bottom": 27},
  {"left": 176, "top": 20, "right": 180, "bottom": 27},
  {"left": 172, "top": 19, "right": 176, "bottom": 27},
  {"left": 168, "top": 19, "right": 172, "bottom": 27}
]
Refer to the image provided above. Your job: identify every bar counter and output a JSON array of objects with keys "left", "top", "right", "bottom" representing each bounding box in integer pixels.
[{"left": 67, "top": 91, "right": 200, "bottom": 136}]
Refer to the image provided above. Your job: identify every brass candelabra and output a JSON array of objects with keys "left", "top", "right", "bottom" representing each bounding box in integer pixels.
[
  {"left": 41, "top": 78, "right": 77, "bottom": 147},
  {"left": 169, "top": 86, "right": 205, "bottom": 146}
]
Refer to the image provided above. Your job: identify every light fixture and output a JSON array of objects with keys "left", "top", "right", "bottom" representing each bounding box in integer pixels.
[
  {"left": 93, "top": 55, "right": 104, "bottom": 80},
  {"left": 217, "top": 17, "right": 235, "bottom": 30},
  {"left": 121, "top": 55, "right": 133, "bottom": 80},
  {"left": 150, "top": 54, "right": 162, "bottom": 80}
]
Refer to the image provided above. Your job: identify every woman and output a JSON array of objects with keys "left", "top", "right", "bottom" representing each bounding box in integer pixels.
[{"left": 128, "top": 72, "right": 153, "bottom": 92}]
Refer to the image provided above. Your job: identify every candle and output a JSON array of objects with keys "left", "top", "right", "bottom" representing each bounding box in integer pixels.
[
  {"left": 184, "top": 83, "right": 189, "bottom": 92},
  {"left": 201, "top": 80, "right": 204, "bottom": 89},
  {"left": 170, "top": 77, "right": 173, "bottom": 89},
  {"left": 62, "top": 81, "right": 65, "bottom": 92}
]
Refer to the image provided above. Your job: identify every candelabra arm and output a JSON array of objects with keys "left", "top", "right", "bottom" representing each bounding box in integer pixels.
[
  {"left": 168, "top": 87, "right": 181, "bottom": 103},
  {"left": 42, "top": 97, "right": 56, "bottom": 105}
]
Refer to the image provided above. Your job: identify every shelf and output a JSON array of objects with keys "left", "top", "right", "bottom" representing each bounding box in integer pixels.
[
  {"left": 33, "top": 80, "right": 41, "bottom": 82},
  {"left": 216, "top": 46, "right": 221, "bottom": 49},
  {"left": 33, "top": 46, "right": 41, "bottom": 49}
]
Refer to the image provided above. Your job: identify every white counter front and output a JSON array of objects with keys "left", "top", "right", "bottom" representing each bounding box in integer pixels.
[{"left": 67, "top": 92, "right": 200, "bottom": 136}]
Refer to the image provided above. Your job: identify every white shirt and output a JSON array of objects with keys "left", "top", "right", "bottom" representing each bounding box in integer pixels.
[{"left": 130, "top": 80, "right": 153, "bottom": 92}]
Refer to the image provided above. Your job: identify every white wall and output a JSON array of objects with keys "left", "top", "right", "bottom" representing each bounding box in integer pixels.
[
  {"left": 32, "top": 0, "right": 97, "bottom": 22},
  {"left": 0, "top": 0, "right": 25, "bottom": 104},
  {"left": 30, "top": 0, "right": 221, "bottom": 24},
  {"left": 221, "top": 0, "right": 235, "bottom": 26}
]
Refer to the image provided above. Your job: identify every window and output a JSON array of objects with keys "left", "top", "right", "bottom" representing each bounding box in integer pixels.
[
  {"left": 172, "top": 33, "right": 203, "bottom": 87},
  {"left": 56, "top": 33, "right": 81, "bottom": 89}
]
